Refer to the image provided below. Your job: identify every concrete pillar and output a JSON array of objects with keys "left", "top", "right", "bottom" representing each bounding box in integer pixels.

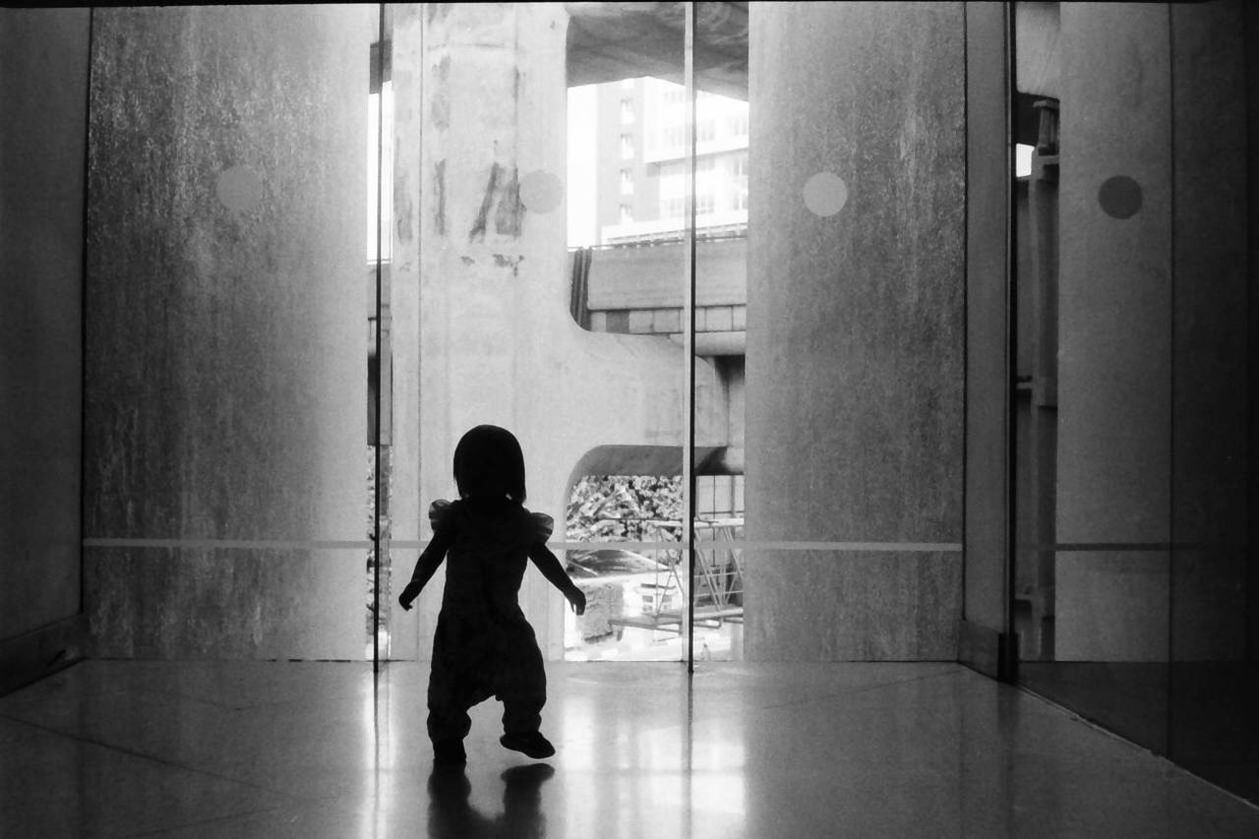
[
  {"left": 746, "top": 2, "right": 966, "bottom": 660},
  {"left": 402, "top": 4, "right": 721, "bottom": 660},
  {"left": 84, "top": 7, "right": 374, "bottom": 659}
]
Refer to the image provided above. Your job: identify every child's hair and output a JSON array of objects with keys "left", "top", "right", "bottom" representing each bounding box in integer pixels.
[{"left": 453, "top": 425, "right": 527, "bottom": 503}]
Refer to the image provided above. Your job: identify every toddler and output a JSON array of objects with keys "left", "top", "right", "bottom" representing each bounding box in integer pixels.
[{"left": 400, "top": 425, "right": 586, "bottom": 766}]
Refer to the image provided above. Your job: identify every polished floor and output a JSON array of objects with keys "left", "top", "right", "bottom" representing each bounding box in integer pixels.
[
  {"left": 1019, "top": 661, "right": 1259, "bottom": 804},
  {"left": 3, "top": 661, "right": 1259, "bottom": 838}
]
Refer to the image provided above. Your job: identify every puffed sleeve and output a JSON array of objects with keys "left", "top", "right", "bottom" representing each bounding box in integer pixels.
[
  {"left": 530, "top": 512, "right": 554, "bottom": 543},
  {"left": 428, "top": 499, "right": 455, "bottom": 533}
]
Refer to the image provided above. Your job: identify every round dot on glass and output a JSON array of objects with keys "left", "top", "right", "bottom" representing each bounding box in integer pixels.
[
  {"left": 216, "top": 165, "right": 263, "bottom": 214},
  {"left": 802, "top": 172, "right": 848, "bottom": 217},
  {"left": 1098, "top": 175, "right": 1143, "bottom": 220},
  {"left": 519, "top": 170, "right": 563, "bottom": 214}
]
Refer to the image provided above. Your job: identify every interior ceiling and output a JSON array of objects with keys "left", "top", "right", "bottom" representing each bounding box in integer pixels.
[{"left": 565, "top": 2, "right": 748, "bottom": 100}]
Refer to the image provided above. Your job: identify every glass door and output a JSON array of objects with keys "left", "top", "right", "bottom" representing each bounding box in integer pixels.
[{"left": 383, "top": 3, "right": 689, "bottom": 663}]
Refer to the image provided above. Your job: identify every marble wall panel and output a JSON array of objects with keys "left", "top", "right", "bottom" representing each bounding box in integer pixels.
[
  {"left": 84, "top": 7, "right": 374, "bottom": 659},
  {"left": 745, "top": 3, "right": 966, "bottom": 659},
  {"left": 745, "top": 552, "right": 962, "bottom": 661}
]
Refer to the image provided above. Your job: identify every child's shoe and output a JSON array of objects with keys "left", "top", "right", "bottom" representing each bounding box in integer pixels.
[
  {"left": 433, "top": 739, "right": 466, "bottom": 766},
  {"left": 499, "top": 731, "right": 555, "bottom": 759}
]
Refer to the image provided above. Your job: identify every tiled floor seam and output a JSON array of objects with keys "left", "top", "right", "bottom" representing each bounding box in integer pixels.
[{"left": 0, "top": 711, "right": 311, "bottom": 806}]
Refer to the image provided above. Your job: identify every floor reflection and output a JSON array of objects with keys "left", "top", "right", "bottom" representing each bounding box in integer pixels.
[
  {"left": 427, "top": 763, "right": 554, "bottom": 839},
  {"left": 3, "top": 661, "right": 1259, "bottom": 838}
]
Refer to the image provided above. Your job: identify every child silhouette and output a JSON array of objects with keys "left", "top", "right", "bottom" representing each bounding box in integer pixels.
[{"left": 399, "top": 425, "right": 586, "bottom": 766}]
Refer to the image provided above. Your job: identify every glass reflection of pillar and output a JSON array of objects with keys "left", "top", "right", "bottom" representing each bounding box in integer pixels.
[
  {"left": 1018, "top": 0, "right": 1177, "bottom": 756},
  {"left": 1011, "top": 0, "right": 1259, "bottom": 805}
]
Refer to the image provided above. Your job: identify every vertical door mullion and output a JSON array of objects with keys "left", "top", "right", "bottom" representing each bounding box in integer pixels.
[{"left": 683, "top": 1, "right": 698, "bottom": 674}]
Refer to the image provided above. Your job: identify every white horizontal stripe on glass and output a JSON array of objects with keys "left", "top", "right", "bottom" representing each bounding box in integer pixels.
[{"left": 84, "top": 538, "right": 962, "bottom": 553}]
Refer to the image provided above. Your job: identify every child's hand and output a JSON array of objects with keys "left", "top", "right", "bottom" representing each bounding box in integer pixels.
[
  {"left": 566, "top": 588, "right": 586, "bottom": 616},
  {"left": 399, "top": 581, "right": 423, "bottom": 611}
]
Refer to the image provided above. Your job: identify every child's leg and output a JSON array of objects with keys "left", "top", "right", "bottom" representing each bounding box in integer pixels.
[
  {"left": 497, "top": 634, "right": 547, "bottom": 736},
  {"left": 501, "top": 695, "right": 545, "bottom": 737},
  {"left": 427, "top": 700, "right": 473, "bottom": 745},
  {"left": 495, "top": 633, "right": 554, "bottom": 758},
  {"left": 427, "top": 663, "right": 486, "bottom": 746}
]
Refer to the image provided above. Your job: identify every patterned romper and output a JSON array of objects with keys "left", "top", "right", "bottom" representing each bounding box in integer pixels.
[{"left": 421, "top": 497, "right": 554, "bottom": 746}]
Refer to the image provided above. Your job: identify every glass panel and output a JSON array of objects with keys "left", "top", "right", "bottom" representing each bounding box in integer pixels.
[
  {"left": 83, "top": 7, "right": 378, "bottom": 659},
  {"left": 692, "top": 1, "right": 749, "bottom": 662},
  {"left": 386, "top": 3, "right": 688, "bottom": 663},
  {"left": 1014, "top": 0, "right": 1176, "bottom": 753},
  {"left": 1014, "top": 3, "right": 1259, "bottom": 804},
  {"left": 1166, "top": 1, "right": 1257, "bottom": 804}
]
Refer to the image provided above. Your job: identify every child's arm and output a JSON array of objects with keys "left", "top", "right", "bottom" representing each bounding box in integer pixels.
[
  {"left": 399, "top": 528, "right": 454, "bottom": 611},
  {"left": 527, "top": 543, "right": 586, "bottom": 615}
]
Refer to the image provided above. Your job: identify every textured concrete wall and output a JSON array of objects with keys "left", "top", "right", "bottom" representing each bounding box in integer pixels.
[
  {"left": 1055, "top": 4, "right": 1172, "bottom": 662},
  {"left": 746, "top": 2, "right": 965, "bottom": 660},
  {"left": 401, "top": 4, "right": 724, "bottom": 661},
  {"left": 84, "top": 7, "right": 374, "bottom": 659},
  {"left": 0, "top": 9, "right": 90, "bottom": 641}
]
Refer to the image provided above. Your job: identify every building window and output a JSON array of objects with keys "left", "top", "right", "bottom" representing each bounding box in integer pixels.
[
  {"left": 663, "top": 123, "right": 686, "bottom": 151},
  {"left": 659, "top": 162, "right": 685, "bottom": 219},
  {"left": 696, "top": 157, "right": 717, "bottom": 216},
  {"left": 731, "top": 152, "right": 749, "bottom": 211},
  {"left": 697, "top": 117, "right": 717, "bottom": 143},
  {"left": 620, "top": 98, "right": 635, "bottom": 123},
  {"left": 620, "top": 133, "right": 635, "bottom": 159},
  {"left": 620, "top": 168, "right": 634, "bottom": 195},
  {"left": 1016, "top": 143, "right": 1034, "bottom": 178},
  {"left": 619, "top": 203, "right": 634, "bottom": 224}
]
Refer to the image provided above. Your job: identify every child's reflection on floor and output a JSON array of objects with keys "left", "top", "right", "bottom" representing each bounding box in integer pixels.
[{"left": 426, "top": 763, "right": 555, "bottom": 839}]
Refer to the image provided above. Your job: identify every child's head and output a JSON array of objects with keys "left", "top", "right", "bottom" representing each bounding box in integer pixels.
[{"left": 453, "top": 425, "right": 527, "bottom": 503}]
